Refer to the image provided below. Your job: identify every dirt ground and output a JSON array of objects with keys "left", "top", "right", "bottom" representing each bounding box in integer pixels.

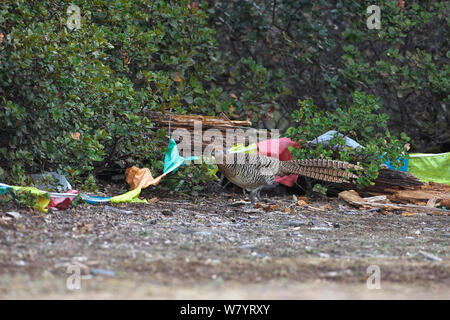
[{"left": 0, "top": 187, "right": 449, "bottom": 299}]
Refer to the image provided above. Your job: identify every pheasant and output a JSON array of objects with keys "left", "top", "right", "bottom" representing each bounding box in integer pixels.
[{"left": 214, "top": 150, "right": 360, "bottom": 206}]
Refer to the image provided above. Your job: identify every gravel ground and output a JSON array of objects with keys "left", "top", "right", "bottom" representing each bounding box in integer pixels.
[{"left": 0, "top": 190, "right": 449, "bottom": 299}]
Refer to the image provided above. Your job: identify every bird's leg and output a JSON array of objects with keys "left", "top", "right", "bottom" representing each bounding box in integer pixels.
[
  {"left": 222, "top": 180, "right": 231, "bottom": 190},
  {"left": 305, "top": 178, "right": 314, "bottom": 197},
  {"left": 218, "top": 173, "right": 230, "bottom": 190},
  {"left": 248, "top": 189, "right": 259, "bottom": 208},
  {"left": 248, "top": 185, "right": 267, "bottom": 208},
  {"left": 257, "top": 182, "right": 278, "bottom": 204}
]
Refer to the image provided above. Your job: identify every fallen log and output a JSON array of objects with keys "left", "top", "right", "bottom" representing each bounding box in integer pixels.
[
  {"left": 327, "top": 168, "right": 424, "bottom": 197},
  {"left": 146, "top": 112, "right": 280, "bottom": 155}
]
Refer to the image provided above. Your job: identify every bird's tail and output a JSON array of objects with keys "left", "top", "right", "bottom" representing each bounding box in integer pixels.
[{"left": 279, "top": 159, "right": 360, "bottom": 183}]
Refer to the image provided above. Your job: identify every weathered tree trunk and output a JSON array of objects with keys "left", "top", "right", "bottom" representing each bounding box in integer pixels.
[
  {"left": 327, "top": 169, "right": 424, "bottom": 197},
  {"left": 147, "top": 112, "right": 279, "bottom": 155}
]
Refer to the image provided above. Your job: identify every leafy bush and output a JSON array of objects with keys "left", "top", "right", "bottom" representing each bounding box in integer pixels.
[
  {"left": 210, "top": 0, "right": 449, "bottom": 151},
  {"left": 285, "top": 91, "right": 410, "bottom": 188},
  {"left": 0, "top": 0, "right": 284, "bottom": 187},
  {"left": 2, "top": 0, "right": 445, "bottom": 191}
]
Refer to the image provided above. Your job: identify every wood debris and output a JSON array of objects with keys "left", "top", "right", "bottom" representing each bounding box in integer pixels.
[
  {"left": 338, "top": 187, "right": 450, "bottom": 216},
  {"left": 263, "top": 204, "right": 279, "bottom": 212},
  {"left": 389, "top": 182, "right": 450, "bottom": 207},
  {"left": 296, "top": 199, "right": 308, "bottom": 207}
]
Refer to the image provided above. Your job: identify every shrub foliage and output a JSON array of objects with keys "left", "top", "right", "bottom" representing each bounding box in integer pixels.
[
  {"left": 286, "top": 91, "right": 410, "bottom": 188},
  {"left": 0, "top": 0, "right": 283, "bottom": 186},
  {"left": 209, "top": 0, "right": 449, "bottom": 151},
  {"left": 0, "top": 0, "right": 447, "bottom": 189}
]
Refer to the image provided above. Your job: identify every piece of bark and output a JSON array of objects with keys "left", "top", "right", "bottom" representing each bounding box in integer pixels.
[
  {"left": 356, "top": 200, "right": 448, "bottom": 215},
  {"left": 422, "top": 181, "right": 450, "bottom": 192},
  {"left": 338, "top": 190, "right": 364, "bottom": 203},
  {"left": 363, "top": 195, "right": 388, "bottom": 203},
  {"left": 338, "top": 190, "right": 450, "bottom": 215},
  {"left": 426, "top": 197, "right": 438, "bottom": 208},
  {"left": 390, "top": 184, "right": 450, "bottom": 207},
  {"left": 392, "top": 189, "right": 450, "bottom": 201}
]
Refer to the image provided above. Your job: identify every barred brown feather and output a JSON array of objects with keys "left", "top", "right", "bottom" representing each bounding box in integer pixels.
[
  {"left": 215, "top": 152, "right": 359, "bottom": 191},
  {"left": 279, "top": 159, "right": 360, "bottom": 183}
]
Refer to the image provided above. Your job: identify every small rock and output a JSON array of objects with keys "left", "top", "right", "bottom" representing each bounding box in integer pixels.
[
  {"left": 344, "top": 210, "right": 362, "bottom": 215},
  {"left": 194, "top": 231, "right": 212, "bottom": 237},
  {"left": 173, "top": 227, "right": 190, "bottom": 234},
  {"left": 15, "top": 260, "right": 26, "bottom": 266},
  {"left": 311, "top": 227, "right": 332, "bottom": 232},
  {"left": 6, "top": 211, "right": 21, "bottom": 219},
  {"left": 243, "top": 208, "right": 262, "bottom": 214},
  {"left": 251, "top": 251, "right": 265, "bottom": 258},
  {"left": 205, "top": 259, "right": 221, "bottom": 265},
  {"left": 239, "top": 244, "right": 255, "bottom": 249},
  {"left": 282, "top": 220, "right": 307, "bottom": 227},
  {"left": 54, "top": 262, "right": 70, "bottom": 269},
  {"left": 161, "top": 210, "right": 173, "bottom": 216},
  {"left": 72, "top": 256, "right": 88, "bottom": 262},
  {"left": 418, "top": 250, "right": 442, "bottom": 262},
  {"left": 105, "top": 206, "right": 133, "bottom": 214}
]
